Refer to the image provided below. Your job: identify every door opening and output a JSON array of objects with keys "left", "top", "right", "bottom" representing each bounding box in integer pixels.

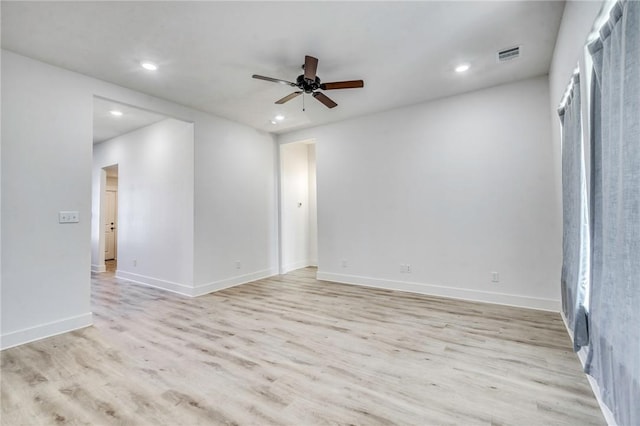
[
  {"left": 104, "top": 165, "right": 118, "bottom": 270},
  {"left": 279, "top": 140, "right": 318, "bottom": 274}
]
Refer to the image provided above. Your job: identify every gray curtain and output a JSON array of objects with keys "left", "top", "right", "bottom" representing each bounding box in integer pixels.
[
  {"left": 559, "top": 75, "right": 589, "bottom": 350},
  {"left": 587, "top": 2, "right": 640, "bottom": 425}
]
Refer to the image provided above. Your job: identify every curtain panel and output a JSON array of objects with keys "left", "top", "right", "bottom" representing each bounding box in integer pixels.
[
  {"left": 558, "top": 75, "right": 590, "bottom": 351},
  {"left": 587, "top": 2, "right": 640, "bottom": 425}
]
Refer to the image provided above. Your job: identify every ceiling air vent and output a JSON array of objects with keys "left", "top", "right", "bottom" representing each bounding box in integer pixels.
[{"left": 497, "top": 46, "right": 520, "bottom": 62}]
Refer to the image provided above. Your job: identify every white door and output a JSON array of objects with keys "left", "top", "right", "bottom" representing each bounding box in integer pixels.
[{"left": 105, "top": 190, "right": 117, "bottom": 260}]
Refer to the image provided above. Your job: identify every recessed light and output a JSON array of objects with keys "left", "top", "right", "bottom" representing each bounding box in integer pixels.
[
  {"left": 110, "top": 110, "right": 123, "bottom": 116},
  {"left": 455, "top": 64, "right": 470, "bottom": 73},
  {"left": 274, "top": 115, "right": 285, "bottom": 121},
  {"left": 271, "top": 120, "right": 277, "bottom": 125},
  {"left": 141, "top": 61, "right": 158, "bottom": 71}
]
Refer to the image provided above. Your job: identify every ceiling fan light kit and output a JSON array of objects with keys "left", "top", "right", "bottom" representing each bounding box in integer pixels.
[{"left": 252, "top": 55, "right": 364, "bottom": 109}]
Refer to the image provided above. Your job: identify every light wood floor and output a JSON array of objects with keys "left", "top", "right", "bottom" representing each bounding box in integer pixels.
[{"left": 1, "top": 268, "right": 604, "bottom": 425}]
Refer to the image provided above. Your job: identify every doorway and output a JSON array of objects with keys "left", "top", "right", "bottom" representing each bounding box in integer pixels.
[
  {"left": 280, "top": 140, "right": 318, "bottom": 274},
  {"left": 104, "top": 165, "right": 118, "bottom": 269}
]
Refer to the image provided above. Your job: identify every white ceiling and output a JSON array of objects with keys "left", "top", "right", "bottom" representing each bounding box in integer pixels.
[
  {"left": 1, "top": 1, "right": 565, "bottom": 135},
  {"left": 93, "top": 97, "right": 168, "bottom": 144}
]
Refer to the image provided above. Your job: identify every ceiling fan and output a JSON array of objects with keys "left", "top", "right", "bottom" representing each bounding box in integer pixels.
[{"left": 252, "top": 55, "right": 364, "bottom": 109}]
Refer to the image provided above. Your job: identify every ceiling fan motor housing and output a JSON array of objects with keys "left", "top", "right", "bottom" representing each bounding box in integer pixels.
[{"left": 297, "top": 74, "right": 321, "bottom": 93}]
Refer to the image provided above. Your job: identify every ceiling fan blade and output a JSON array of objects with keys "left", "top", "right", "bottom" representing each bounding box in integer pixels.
[
  {"left": 275, "top": 91, "right": 303, "bottom": 104},
  {"left": 304, "top": 55, "right": 318, "bottom": 81},
  {"left": 320, "top": 80, "right": 365, "bottom": 90},
  {"left": 312, "top": 92, "right": 338, "bottom": 109},
  {"left": 252, "top": 74, "right": 297, "bottom": 87}
]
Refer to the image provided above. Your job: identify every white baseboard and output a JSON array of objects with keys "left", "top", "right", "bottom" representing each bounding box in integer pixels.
[
  {"left": 115, "top": 270, "right": 194, "bottom": 297},
  {"left": 116, "top": 268, "right": 279, "bottom": 298},
  {"left": 560, "top": 313, "right": 617, "bottom": 426},
  {"left": 317, "top": 271, "right": 561, "bottom": 312},
  {"left": 193, "top": 268, "right": 278, "bottom": 297},
  {"left": 1, "top": 312, "right": 93, "bottom": 350},
  {"left": 281, "top": 260, "right": 313, "bottom": 274},
  {"left": 91, "top": 263, "right": 106, "bottom": 273}
]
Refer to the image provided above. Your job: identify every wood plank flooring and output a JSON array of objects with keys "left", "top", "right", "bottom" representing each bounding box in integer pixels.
[{"left": 1, "top": 268, "right": 604, "bottom": 425}]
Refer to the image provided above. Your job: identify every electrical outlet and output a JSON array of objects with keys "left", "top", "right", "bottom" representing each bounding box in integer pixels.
[
  {"left": 133, "top": 259, "right": 137, "bottom": 267},
  {"left": 491, "top": 272, "right": 500, "bottom": 283},
  {"left": 341, "top": 260, "right": 348, "bottom": 268},
  {"left": 235, "top": 260, "right": 241, "bottom": 269},
  {"left": 58, "top": 211, "right": 80, "bottom": 223},
  {"left": 406, "top": 264, "right": 412, "bottom": 273}
]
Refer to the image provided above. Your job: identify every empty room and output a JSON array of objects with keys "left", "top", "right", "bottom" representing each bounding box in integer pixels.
[{"left": 1, "top": 1, "right": 638, "bottom": 425}]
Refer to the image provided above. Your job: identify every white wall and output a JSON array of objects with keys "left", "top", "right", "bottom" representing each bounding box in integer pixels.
[
  {"left": 91, "top": 168, "right": 108, "bottom": 273},
  {"left": 1, "top": 51, "right": 94, "bottom": 349},
  {"left": 192, "top": 117, "right": 278, "bottom": 295},
  {"left": 1, "top": 50, "right": 278, "bottom": 348},
  {"left": 308, "top": 144, "right": 318, "bottom": 266},
  {"left": 279, "top": 76, "right": 560, "bottom": 310},
  {"left": 92, "top": 119, "right": 195, "bottom": 293}
]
